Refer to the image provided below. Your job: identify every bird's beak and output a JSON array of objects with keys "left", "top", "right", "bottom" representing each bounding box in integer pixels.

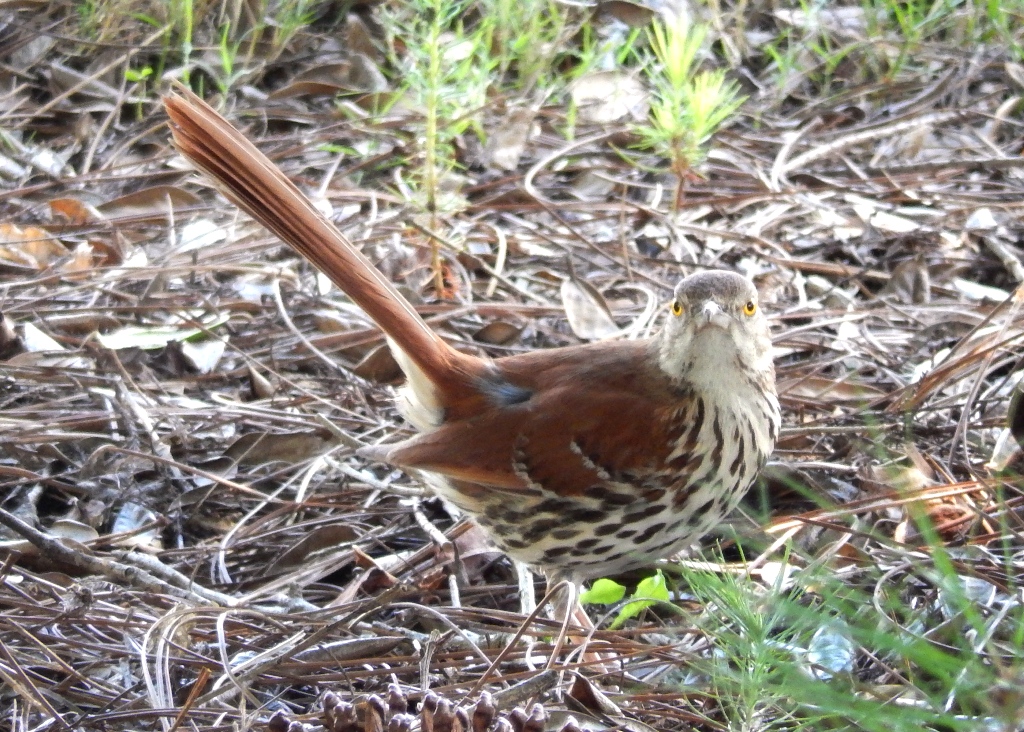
[{"left": 699, "top": 301, "right": 730, "bottom": 329}]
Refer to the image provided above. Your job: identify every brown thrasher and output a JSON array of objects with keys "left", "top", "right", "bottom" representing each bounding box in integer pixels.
[{"left": 163, "top": 89, "right": 780, "bottom": 593}]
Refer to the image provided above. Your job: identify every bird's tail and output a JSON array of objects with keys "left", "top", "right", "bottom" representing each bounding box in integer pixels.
[{"left": 164, "top": 87, "right": 475, "bottom": 405}]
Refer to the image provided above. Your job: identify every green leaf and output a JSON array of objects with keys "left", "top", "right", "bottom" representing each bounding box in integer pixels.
[
  {"left": 580, "top": 578, "right": 626, "bottom": 605},
  {"left": 636, "top": 570, "right": 671, "bottom": 601},
  {"left": 610, "top": 570, "right": 670, "bottom": 629},
  {"left": 131, "top": 13, "right": 160, "bottom": 27},
  {"left": 125, "top": 67, "right": 153, "bottom": 83}
]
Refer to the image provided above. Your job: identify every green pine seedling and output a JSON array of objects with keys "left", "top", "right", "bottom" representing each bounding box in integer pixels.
[
  {"left": 636, "top": 19, "right": 744, "bottom": 211},
  {"left": 381, "top": 0, "right": 494, "bottom": 294}
]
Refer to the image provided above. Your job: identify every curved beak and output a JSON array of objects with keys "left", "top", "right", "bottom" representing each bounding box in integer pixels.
[{"left": 699, "top": 301, "right": 731, "bottom": 329}]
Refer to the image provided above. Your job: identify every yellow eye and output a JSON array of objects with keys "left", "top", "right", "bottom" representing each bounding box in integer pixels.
[
  {"left": 743, "top": 301, "right": 757, "bottom": 316},
  {"left": 671, "top": 300, "right": 684, "bottom": 317}
]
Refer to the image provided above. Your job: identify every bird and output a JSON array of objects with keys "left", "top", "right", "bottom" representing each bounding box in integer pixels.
[{"left": 163, "top": 88, "right": 780, "bottom": 599}]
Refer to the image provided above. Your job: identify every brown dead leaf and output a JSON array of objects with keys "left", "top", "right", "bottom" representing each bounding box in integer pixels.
[
  {"left": 63, "top": 242, "right": 94, "bottom": 273},
  {"left": 225, "top": 431, "right": 333, "bottom": 465},
  {"left": 248, "top": 365, "right": 275, "bottom": 399},
  {"left": 345, "top": 13, "right": 380, "bottom": 59},
  {"left": 350, "top": 90, "right": 405, "bottom": 112},
  {"left": 596, "top": 0, "right": 657, "bottom": 27},
  {"left": 779, "top": 375, "right": 886, "bottom": 403},
  {"left": 353, "top": 342, "right": 403, "bottom": 383},
  {"left": 49, "top": 197, "right": 102, "bottom": 224},
  {"left": 450, "top": 522, "right": 501, "bottom": 562},
  {"left": 560, "top": 275, "right": 620, "bottom": 341},
  {"left": 269, "top": 57, "right": 387, "bottom": 99},
  {"left": 568, "top": 675, "right": 628, "bottom": 719},
  {"left": 896, "top": 498, "right": 974, "bottom": 545},
  {"left": 268, "top": 524, "right": 361, "bottom": 573},
  {"left": 330, "top": 548, "right": 399, "bottom": 605},
  {"left": 472, "top": 320, "right": 522, "bottom": 345},
  {"left": 89, "top": 230, "right": 129, "bottom": 267},
  {"left": 571, "top": 71, "right": 647, "bottom": 124},
  {"left": 414, "top": 566, "right": 448, "bottom": 592},
  {"left": 865, "top": 463, "right": 932, "bottom": 495},
  {"left": 97, "top": 186, "right": 202, "bottom": 222},
  {"left": 483, "top": 107, "right": 537, "bottom": 171},
  {"left": 312, "top": 310, "right": 351, "bottom": 333},
  {"left": 0, "top": 223, "right": 67, "bottom": 270},
  {"left": 41, "top": 312, "right": 120, "bottom": 335}
]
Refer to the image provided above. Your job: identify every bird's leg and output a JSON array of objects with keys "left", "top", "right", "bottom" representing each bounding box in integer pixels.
[
  {"left": 545, "top": 576, "right": 578, "bottom": 670},
  {"left": 515, "top": 560, "right": 537, "bottom": 616},
  {"left": 515, "top": 560, "right": 541, "bottom": 670}
]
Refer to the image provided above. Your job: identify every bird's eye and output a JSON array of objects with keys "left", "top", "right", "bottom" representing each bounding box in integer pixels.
[
  {"left": 671, "top": 300, "right": 684, "bottom": 317},
  {"left": 743, "top": 301, "right": 757, "bottom": 316}
]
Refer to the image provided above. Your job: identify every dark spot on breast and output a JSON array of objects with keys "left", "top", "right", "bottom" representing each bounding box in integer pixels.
[
  {"left": 634, "top": 522, "right": 667, "bottom": 544},
  {"left": 667, "top": 460, "right": 708, "bottom": 507},
  {"left": 551, "top": 527, "right": 581, "bottom": 540},
  {"left": 711, "top": 411, "right": 724, "bottom": 465},
  {"left": 590, "top": 485, "right": 636, "bottom": 506},
  {"left": 642, "top": 487, "right": 666, "bottom": 503},
  {"left": 489, "top": 507, "right": 535, "bottom": 525},
  {"left": 650, "top": 536, "right": 679, "bottom": 553},
  {"left": 623, "top": 504, "right": 664, "bottom": 522},
  {"left": 685, "top": 396, "right": 705, "bottom": 452},
  {"left": 687, "top": 494, "right": 714, "bottom": 515},
  {"left": 534, "top": 497, "right": 575, "bottom": 513},
  {"left": 522, "top": 518, "right": 561, "bottom": 542},
  {"left": 566, "top": 508, "right": 606, "bottom": 523},
  {"left": 668, "top": 451, "right": 690, "bottom": 471},
  {"left": 576, "top": 537, "right": 601, "bottom": 550},
  {"left": 484, "top": 504, "right": 512, "bottom": 522},
  {"left": 615, "top": 528, "right": 638, "bottom": 539},
  {"left": 596, "top": 522, "right": 624, "bottom": 536},
  {"left": 542, "top": 546, "right": 572, "bottom": 559},
  {"left": 729, "top": 433, "right": 746, "bottom": 475}
]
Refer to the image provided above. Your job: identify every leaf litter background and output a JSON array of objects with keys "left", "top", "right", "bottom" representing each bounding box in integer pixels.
[{"left": 2, "top": 3, "right": 1024, "bottom": 731}]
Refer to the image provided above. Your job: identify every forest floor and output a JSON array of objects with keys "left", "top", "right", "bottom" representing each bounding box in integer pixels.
[{"left": 2, "top": 2, "right": 1024, "bottom": 731}]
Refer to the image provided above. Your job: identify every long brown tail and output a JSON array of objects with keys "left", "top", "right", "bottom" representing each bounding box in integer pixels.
[{"left": 163, "top": 87, "right": 465, "bottom": 392}]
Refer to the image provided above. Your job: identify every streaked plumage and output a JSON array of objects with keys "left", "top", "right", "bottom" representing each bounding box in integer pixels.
[{"left": 164, "top": 90, "right": 779, "bottom": 587}]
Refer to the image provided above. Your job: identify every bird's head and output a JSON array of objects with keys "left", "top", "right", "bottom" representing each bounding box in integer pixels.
[{"left": 658, "top": 270, "right": 774, "bottom": 389}]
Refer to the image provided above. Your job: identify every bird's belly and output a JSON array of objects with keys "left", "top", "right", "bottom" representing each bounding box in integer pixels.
[
  {"left": 411, "top": 375, "right": 779, "bottom": 583},
  {"left": 426, "top": 407, "right": 769, "bottom": 582}
]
